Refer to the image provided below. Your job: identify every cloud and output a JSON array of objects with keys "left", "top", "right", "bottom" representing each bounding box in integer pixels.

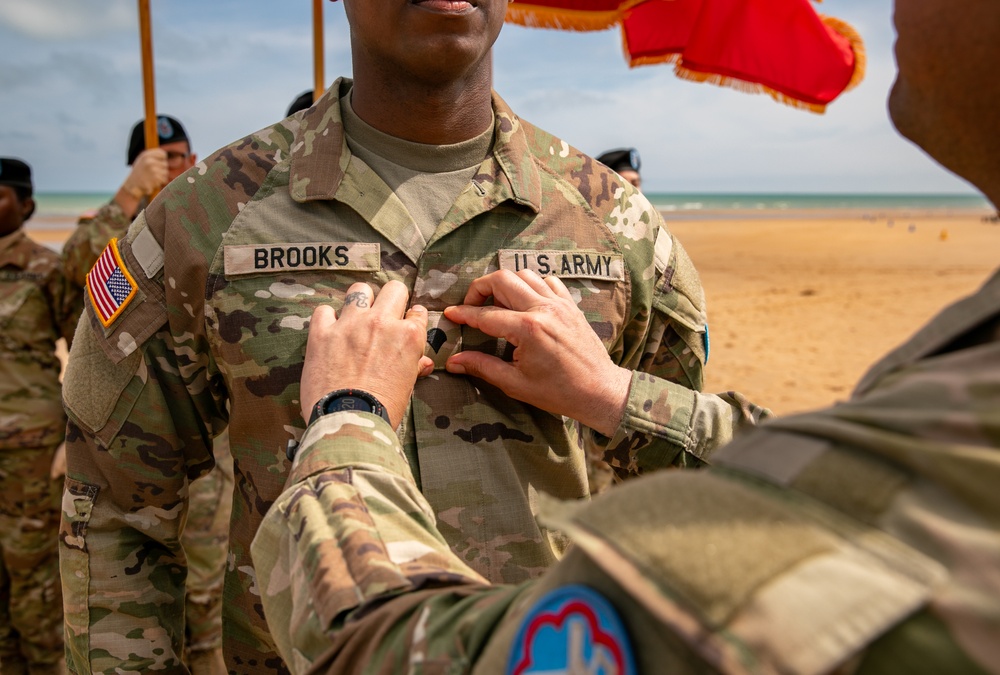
[{"left": 0, "top": 0, "right": 134, "bottom": 40}]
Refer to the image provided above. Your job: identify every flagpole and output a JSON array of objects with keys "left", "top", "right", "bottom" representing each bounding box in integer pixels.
[
  {"left": 313, "top": 0, "right": 324, "bottom": 101},
  {"left": 138, "top": 0, "right": 159, "bottom": 196}
]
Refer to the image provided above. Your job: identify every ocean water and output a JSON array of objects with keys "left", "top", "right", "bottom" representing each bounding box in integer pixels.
[
  {"left": 646, "top": 192, "right": 994, "bottom": 218},
  {"left": 27, "top": 191, "right": 994, "bottom": 228}
]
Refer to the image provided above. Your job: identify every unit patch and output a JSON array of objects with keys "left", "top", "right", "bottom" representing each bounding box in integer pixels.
[
  {"left": 224, "top": 242, "right": 381, "bottom": 276},
  {"left": 87, "top": 238, "right": 138, "bottom": 328},
  {"left": 498, "top": 250, "right": 624, "bottom": 281},
  {"left": 507, "top": 585, "right": 635, "bottom": 675}
]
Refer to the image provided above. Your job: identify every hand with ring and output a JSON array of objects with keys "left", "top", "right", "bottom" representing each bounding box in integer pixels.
[{"left": 300, "top": 280, "right": 434, "bottom": 428}]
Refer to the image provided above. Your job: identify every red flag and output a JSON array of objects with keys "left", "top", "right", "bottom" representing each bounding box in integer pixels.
[{"left": 506, "top": 0, "right": 864, "bottom": 113}]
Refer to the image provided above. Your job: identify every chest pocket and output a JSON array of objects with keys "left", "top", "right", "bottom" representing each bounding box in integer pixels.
[
  {"left": 208, "top": 268, "right": 388, "bottom": 393},
  {"left": 0, "top": 277, "right": 57, "bottom": 359},
  {"left": 495, "top": 249, "right": 630, "bottom": 356},
  {"left": 0, "top": 278, "right": 35, "bottom": 330}
]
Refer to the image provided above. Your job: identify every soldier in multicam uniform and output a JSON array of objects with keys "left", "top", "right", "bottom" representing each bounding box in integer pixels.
[
  {"left": 249, "top": 0, "right": 1000, "bottom": 671},
  {"left": 0, "top": 158, "right": 82, "bottom": 674},
  {"left": 59, "top": 117, "right": 232, "bottom": 675},
  {"left": 59, "top": 1, "right": 768, "bottom": 672}
]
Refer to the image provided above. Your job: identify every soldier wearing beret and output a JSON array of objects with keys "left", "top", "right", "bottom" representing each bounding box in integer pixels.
[
  {"left": 0, "top": 158, "right": 81, "bottom": 674},
  {"left": 60, "top": 1, "right": 769, "bottom": 671},
  {"left": 249, "top": 0, "right": 1000, "bottom": 672}
]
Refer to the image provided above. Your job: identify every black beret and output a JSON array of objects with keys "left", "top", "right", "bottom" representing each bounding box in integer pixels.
[
  {"left": 287, "top": 90, "right": 314, "bottom": 117},
  {"left": 127, "top": 115, "right": 189, "bottom": 165},
  {"left": 595, "top": 148, "right": 641, "bottom": 175},
  {"left": 0, "top": 157, "right": 32, "bottom": 190}
]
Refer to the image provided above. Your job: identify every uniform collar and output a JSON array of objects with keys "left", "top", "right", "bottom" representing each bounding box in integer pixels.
[
  {"left": 288, "top": 77, "right": 541, "bottom": 214},
  {"left": 0, "top": 228, "right": 26, "bottom": 261}
]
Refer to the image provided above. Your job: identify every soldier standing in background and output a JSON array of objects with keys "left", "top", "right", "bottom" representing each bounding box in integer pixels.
[
  {"left": 249, "top": 0, "right": 1000, "bottom": 670},
  {"left": 0, "top": 158, "right": 81, "bottom": 674},
  {"left": 59, "top": 118, "right": 232, "bottom": 675},
  {"left": 59, "top": 0, "right": 769, "bottom": 671}
]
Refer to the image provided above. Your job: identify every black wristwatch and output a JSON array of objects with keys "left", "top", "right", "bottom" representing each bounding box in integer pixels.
[{"left": 308, "top": 388, "right": 391, "bottom": 427}]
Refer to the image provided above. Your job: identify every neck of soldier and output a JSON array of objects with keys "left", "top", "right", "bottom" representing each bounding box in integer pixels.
[{"left": 350, "top": 56, "right": 494, "bottom": 146}]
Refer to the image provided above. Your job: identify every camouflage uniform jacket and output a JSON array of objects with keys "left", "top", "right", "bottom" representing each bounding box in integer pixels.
[
  {"left": 1, "top": 229, "right": 80, "bottom": 450},
  {"left": 61, "top": 200, "right": 133, "bottom": 291},
  {"left": 253, "top": 267, "right": 1000, "bottom": 674},
  {"left": 60, "top": 78, "right": 763, "bottom": 673}
]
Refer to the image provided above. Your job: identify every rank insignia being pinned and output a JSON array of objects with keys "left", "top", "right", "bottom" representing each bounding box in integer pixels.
[
  {"left": 87, "top": 238, "right": 138, "bottom": 328},
  {"left": 507, "top": 585, "right": 635, "bottom": 675}
]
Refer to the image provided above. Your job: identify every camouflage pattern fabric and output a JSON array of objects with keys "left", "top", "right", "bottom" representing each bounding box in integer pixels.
[
  {"left": 184, "top": 430, "right": 234, "bottom": 658},
  {"left": 60, "top": 195, "right": 234, "bottom": 671},
  {"left": 1, "top": 230, "right": 81, "bottom": 450},
  {"left": 0, "top": 449, "right": 65, "bottom": 675},
  {"left": 0, "top": 230, "right": 80, "bottom": 674},
  {"left": 60, "top": 78, "right": 764, "bottom": 674},
  {"left": 252, "top": 268, "right": 1000, "bottom": 675}
]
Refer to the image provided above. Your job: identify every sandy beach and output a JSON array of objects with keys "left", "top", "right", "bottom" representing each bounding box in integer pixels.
[
  {"left": 29, "top": 208, "right": 999, "bottom": 416},
  {"left": 669, "top": 210, "right": 999, "bottom": 414}
]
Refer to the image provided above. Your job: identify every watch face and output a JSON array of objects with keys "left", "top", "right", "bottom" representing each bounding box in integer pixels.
[
  {"left": 325, "top": 395, "right": 372, "bottom": 414},
  {"left": 310, "top": 388, "right": 390, "bottom": 427}
]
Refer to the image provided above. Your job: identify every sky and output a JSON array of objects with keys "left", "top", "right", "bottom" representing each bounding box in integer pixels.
[{"left": 0, "top": 0, "right": 979, "bottom": 195}]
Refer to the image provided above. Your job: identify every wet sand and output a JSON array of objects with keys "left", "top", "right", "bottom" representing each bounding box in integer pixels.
[{"left": 31, "top": 208, "right": 1000, "bottom": 416}]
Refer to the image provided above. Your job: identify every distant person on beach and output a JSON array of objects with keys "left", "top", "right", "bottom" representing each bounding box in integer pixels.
[
  {"left": 58, "top": 117, "right": 232, "bottom": 675},
  {"left": 57, "top": 0, "right": 770, "bottom": 671},
  {"left": 248, "top": 0, "right": 1000, "bottom": 670},
  {"left": 0, "top": 157, "right": 81, "bottom": 674},
  {"left": 596, "top": 147, "right": 642, "bottom": 189}
]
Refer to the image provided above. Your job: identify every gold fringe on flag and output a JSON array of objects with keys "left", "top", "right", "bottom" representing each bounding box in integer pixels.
[
  {"left": 505, "top": 1, "right": 646, "bottom": 32},
  {"left": 507, "top": 2, "right": 865, "bottom": 115},
  {"left": 505, "top": 4, "right": 619, "bottom": 30},
  {"left": 672, "top": 65, "right": 831, "bottom": 114},
  {"left": 821, "top": 14, "right": 867, "bottom": 92}
]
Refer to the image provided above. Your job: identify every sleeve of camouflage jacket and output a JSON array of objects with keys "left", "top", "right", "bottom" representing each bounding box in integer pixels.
[
  {"left": 61, "top": 200, "right": 132, "bottom": 290},
  {"left": 60, "top": 212, "right": 225, "bottom": 674},
  {"left": 252, "top": 412, "right": 530, "bottom": 674},
  {"left": 45, "top": 251, "right": 84, "bottom": 347},
  {"left": 594, "top": 218, "right": 772, "bottom": 482}
]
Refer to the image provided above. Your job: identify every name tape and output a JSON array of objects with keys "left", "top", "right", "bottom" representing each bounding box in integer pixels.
[
  {"left": 498, "top": 250, "right": 624, "bottom": 281},
  {"left": 225, "top": 243, "right": 381, "bottom": 275}
]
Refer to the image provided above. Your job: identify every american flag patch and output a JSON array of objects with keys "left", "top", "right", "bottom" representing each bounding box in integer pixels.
[{"left": 87, "top": 238, "right": 138, "bottom": 328}]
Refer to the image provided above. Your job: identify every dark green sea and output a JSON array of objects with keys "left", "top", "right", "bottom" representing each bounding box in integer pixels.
[{"left": 26, "top": 191, "right": 995, "bottom": 230}]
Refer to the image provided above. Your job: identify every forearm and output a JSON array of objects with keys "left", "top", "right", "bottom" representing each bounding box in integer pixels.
[
  {"left": 599, "top": 370, "right": 772, "bottom": 480},
  {"left": 112, "top": 184, "right": 143, "bottom": 221},
  {"left": 253, "top": 412, "right": 493, "bottom": 668}
]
